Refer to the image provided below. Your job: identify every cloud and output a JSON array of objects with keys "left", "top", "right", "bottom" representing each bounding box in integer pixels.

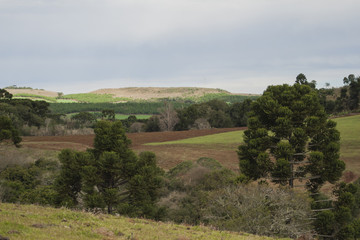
[{"left": 0, "top": 0, "right": 359, "bottom": 93}]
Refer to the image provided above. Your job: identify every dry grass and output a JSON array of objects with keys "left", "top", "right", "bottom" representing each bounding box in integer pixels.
[
  {"left": 0, "top": 144, "right": 58, "bottom": 169},
  {"left": 0, "top": 203, "right": 288, "bottom": 240},
  {"left": 91, "top": 87, "right": 229, "bottom": 100},
  {"left": 5, "top": 89, "right": 59, "bottom": 97}
]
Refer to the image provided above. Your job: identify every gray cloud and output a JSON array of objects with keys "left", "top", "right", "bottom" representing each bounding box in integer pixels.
[{"left": 0, "top": 0, "right": 359, "bottom": 93}]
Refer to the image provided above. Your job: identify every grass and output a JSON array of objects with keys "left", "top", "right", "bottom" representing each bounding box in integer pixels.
[
  {"left": 333, "top": 114, "right": 360, "bottom": 175},
  {"left": 0, "top": 145, "right": 59, "bottom": 170},
  {"left": 146, "top": 130, "right": 244, "bottom": 145},
  {"left": 56, "top": 99, "right": 78, "bottom": 103},
  {"left": 0, "top": 203, "right": 286, "bottom": 240},
  {"left": 12, "top": 94, "right": 57, "bottom": 103},
  {"left": 115, "top": 114, "right": 151, "bottom": 120},
  {"left": 62, "top": 93, "right": 131, "bottom": 103}
]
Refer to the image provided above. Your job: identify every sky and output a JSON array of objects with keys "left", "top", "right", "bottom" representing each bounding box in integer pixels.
[{"left": 0, "top": 0, "right": 359, "bottom": 94}]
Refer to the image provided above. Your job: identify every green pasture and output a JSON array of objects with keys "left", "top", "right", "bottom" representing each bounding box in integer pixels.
[
  {"left": 146, "top": 114, "right": 360, "bottom": 150},
  {"left": 115, "top": 114, "right": 151, "bottom": 120},
  {"left": 56, "top": 99, "right": 78, "bottom": 103},
  {"left": 13, "top": 94, "right": 57, "bottom": 103},
  {"left": 62, "top": 93, "right": 131, "bottom": 103},
  {"left": 333, "top": 115, "right": 360, "bottom": 174}
]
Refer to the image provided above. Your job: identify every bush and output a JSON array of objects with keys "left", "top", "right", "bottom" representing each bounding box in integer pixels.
[{"left": 204, "top": 185, "right": 312, "bottom": 238}]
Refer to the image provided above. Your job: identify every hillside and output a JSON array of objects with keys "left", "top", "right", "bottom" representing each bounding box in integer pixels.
[
  {"left": 91, "top": 87, "right": 230, "bottom": 100},
  {"left": 5, "top": 88, "right": 59, "bottom": 98},
  {"left": 5, "top": 87, "right": 258, "bottom": 103},
  {"left": 0, "top": 203, "right": 285, "bottom": 240}
]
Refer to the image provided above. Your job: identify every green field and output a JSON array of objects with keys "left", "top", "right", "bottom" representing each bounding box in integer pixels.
[
  {"left": 0, "top": 203, "right": 283, "bottom": 240},
  {"left": 333, "top": 115, "right": 360, "bottom": 175},
  {"left": 115, "top": 114, "right": 151, "bottom": 120},
  {"left": 62, "top": 93, "right": 131, "bottom": 103},
  {"left": 13, "top": 94, "right": 57, "bottom": 103},
  {"left": 146, "top": 114, "right": 360, "bottom": 175}
]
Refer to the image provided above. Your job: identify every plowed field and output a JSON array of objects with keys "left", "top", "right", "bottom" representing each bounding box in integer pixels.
[{"left": 22, "top": 128, "right": 245, "bottom": 170}]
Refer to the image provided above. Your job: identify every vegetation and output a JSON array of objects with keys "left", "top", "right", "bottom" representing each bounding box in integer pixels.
[
  {"left": 174, "top": 99, "right": 252, "bottom": 131},
  {"left": 0, "top": 89, "right": 52, "bottom": 139},
  {"left": 12, "top": 93, "right": 57, "bottom": 103},
  {"left": 0, "top": 158, "right": 59, "bottom": 204},
  {"left": 2, "top": 74, "right": 360, "bottom": 239},
  {"left": 54, "top": 120, "right": 164, "bottom": 218},
  {"left": 0, "top": 203, "right": 283, "bottom": 240},
  {"left": 333, "top": 115, "right": 360, "bottom": 175},
  {"left": 238, "top": 82, "right": 345, "bottom": 191},
  {"left": 62, "top": 93, "right": 131, "bottom": 103},
  {"left": 312, "top": 180, "right": 360, "bottom": 239},
  {"left": 49, "top": 102, "right": 189, "bottom": 115}
]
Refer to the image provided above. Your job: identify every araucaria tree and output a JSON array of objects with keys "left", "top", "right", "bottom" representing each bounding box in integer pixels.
[
  {"left": 238, "top": 83, "right": 345, "bottom": 191},
  {"left": 55, "top": 120, "right": 164, "bottom": 217}
]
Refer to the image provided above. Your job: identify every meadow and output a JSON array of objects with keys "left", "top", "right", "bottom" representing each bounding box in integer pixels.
[
  {"left": 333, "top": 114, "right": 360, "bottom": 176},
  {"left": 0, "top": 203, "right": 286, "bottom": 240}
]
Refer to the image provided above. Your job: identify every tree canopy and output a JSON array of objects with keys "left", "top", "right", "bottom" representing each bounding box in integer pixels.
[
  {"left": 55, "top": 120, "right": 164, "bottom": 217},
  {"left": 238, "top": 83, "right": 345, "bottom": 191}
]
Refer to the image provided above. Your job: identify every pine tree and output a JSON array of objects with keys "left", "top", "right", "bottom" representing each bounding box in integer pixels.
[{"left": 238, "top": 83, "right": 345, "bottom": 191}]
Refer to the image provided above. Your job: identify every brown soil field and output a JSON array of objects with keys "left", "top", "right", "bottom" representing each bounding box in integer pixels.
[
  {"left": 6, "top": 88, "right": 59, "bottom": 97},
  {"left": 22, "top": 128, "right": 245, "bottom": 170}
]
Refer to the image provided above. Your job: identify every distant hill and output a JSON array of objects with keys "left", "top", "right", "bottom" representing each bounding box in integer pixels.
[
  {"left": 5, "top": 87, "right": 259, "bottom": 103},
  {"left": 5, "top": 88, "right": 59, "bottom": 98},
  {"left": 92, "top": 87, "right": 230, "bottom": 100}
]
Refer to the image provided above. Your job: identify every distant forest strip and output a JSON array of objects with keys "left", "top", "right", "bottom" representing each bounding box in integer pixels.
[
  {"left": 49, "top": 102, "right": 191, "bottom": 114},
  {"left": 197, "top": 94, "right": 259, "bottom": 103},
  {"left": 49, "top": 96, "right": 258, "bottom": 115}
]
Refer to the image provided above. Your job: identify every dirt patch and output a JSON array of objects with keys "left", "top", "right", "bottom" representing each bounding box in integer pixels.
[{"left": 6, "top": 88, "right": 59, "bottom": 97}]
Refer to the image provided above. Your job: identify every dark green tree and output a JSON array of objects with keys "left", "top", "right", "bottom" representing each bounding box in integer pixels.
[
  {"left": 55, "top": 120, "right": 164, "bottom": 217},
  {"left": 71, "top": 111, "right": 96, "bottom": 124},
  {"left": 144, "top": 116, "right": 161, "bottom": 132},
  {"left": 54, "top": 150, "right": 90, "bottom": 207},
  {"left": 0, "top": 115, "right": 22, "bottom": 146},
  {"left": 101, "top": 109, "right": 115, "bottom": 121},
  {"left": 0, "top": 88, "right": 13, "bottom": 99},
  {"left": 229, "top": 99, "right": 252, "bottom": 127},
  {"left": 313, "top": 181, "right": 360, "bottom": 239},
  {"left": 238, "top": 83, "right": 345, "bottom": 191},
  {"left": 343, "top": 74, "right": 360, "bottom": 110}
]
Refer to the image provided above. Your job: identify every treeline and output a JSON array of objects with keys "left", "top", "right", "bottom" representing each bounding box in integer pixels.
[
  {"left": 49, "top": 102, "right": 190, "bottom": 115},
  {"left": 298, "top": 73, "right": 360, "bottom": 114},
  {"left": 0, "top": 89, "right": 51, "bottom": 145},
  {"left": 174, "top": 99, "right": 252, "bottom": 130}
]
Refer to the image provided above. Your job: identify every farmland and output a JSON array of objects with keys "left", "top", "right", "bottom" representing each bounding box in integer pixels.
[{"left": 16, "top": 114, "right": 360, "bottom": 175}]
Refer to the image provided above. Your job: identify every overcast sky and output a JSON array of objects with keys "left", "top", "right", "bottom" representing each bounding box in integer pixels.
[{"left": 0, "top": 0, "right": 359, "bottom": 94}]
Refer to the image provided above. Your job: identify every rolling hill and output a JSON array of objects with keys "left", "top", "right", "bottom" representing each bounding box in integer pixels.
[{"left": 5, "top": 87, "right": 258, "bottom": 103}]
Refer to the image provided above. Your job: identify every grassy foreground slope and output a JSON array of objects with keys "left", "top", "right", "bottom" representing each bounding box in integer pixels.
[{"left": 0, "top": 203, "right": 286, "bottom": 240}]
